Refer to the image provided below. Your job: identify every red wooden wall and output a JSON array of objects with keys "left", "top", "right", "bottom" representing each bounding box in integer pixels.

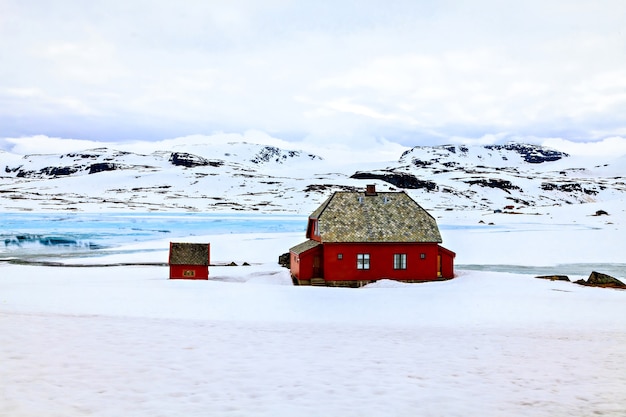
[
  {"left": 169, "top": 265, "right": 209, "bottom": 280},
  {"left": 290, "top": 245, "right": 322, "bottom": 282},
  {"left": 438, "top": 246, "right": 456, "bottom": 279},
  {"left": 322, "top": 242, "right": 446, "bottom": 282}
]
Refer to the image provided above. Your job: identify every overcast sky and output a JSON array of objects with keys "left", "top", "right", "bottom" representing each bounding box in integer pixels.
[{"left": 1, "top": 0, "right": 625, "bottom": 157}]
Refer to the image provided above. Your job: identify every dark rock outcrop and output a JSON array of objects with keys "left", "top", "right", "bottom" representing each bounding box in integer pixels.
[
  {"left": 350, "top": 171, "right": 437, "bottom": 191},
  {"left": 464, "top": 178, "right": 521, "bottom": 193},
  {"left": 251, "top": 146, "right": 322, "bottom": 164},
  {"left": 278, "top": 252, "right": 290, "bottom": 269},
  {"left": 536, "top": 275, "right": 570, "bottom": 282},
  {"left": 5, "top": 165, "right": 22, "bottom": 173},
  {"left": 16, "top": 166, "right": 81, "bottom": 178},
  {"left": 88, "top": 163, "right": 119, "bottom": 174},
  {"left": 304, "top": 184, "right": 359, "bottom": 194},
  {"left": 484, "top": 143, "right": 568, "bottom": 163},
  {"left": 63, "top": 152, "right": 99, "bottom": 160},
  {"left": 169, "top": 152, "right": 223, "bottom": 168},
  {"left": 575, "top": 271, "right": 626, "bottom": 288},
  {"left": 541, "top": 182, "right": 598, "bottom": 195}
]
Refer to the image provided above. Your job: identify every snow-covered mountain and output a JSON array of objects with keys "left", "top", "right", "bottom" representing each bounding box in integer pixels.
[
  {"left": 353, "top": 142, "right": 626, "bottom": 210},
  {"left": 0, "top": 140, "right": 624, "bottom": 213}
]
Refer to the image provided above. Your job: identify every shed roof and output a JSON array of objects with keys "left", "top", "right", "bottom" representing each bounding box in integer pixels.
[
  {"left": 290, "top": 239, "right": 321, "bottom": 254},
  {"left": 169, "top": 242, "right": 210, "bottom": 265},
  {"left": 311, "top": 191, "right": 442, "bottom": 243}
]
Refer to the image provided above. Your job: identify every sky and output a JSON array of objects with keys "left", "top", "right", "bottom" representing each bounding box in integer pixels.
[{"left": 1, "top": 0, "right": 626, "bottom": 159}]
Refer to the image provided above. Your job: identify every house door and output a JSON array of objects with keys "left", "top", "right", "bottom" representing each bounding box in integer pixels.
[
  {"left": 313, "top": 255, "right": 322, "bottom": 277},
  {"left": 437, "top": 255, "right": 442, "bottom": 277}
]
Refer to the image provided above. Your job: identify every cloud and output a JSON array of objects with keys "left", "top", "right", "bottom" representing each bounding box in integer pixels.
[
  {"left": 0, "top": 131, "right": 408, "bottom": 165},
  {"left": 1, "top": 135, "right": 112, "bottom": 154},
  {"left": 542, "top": 136, "right": 626, "bottom": 158},
  {"left": 0, "top": 0, "right": 625, "bottom": 150}
]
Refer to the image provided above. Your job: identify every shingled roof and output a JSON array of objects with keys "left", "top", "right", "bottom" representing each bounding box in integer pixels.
[
  {"left": 169, "top": 243, "right": 210, "bottom": 265},
  {"left": 311, "top": 191, "right": 442, "bottom": 243},
  {"left": 290, "top": 239, "right": 322, "bottom": 254}
]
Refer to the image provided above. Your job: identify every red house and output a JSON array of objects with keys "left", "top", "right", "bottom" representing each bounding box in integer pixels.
[
  {"left": 169, "top": 242, "right": 210, "bottom": 280},
  {"left": 289, "top": 185, "right": 455, "bottom": 287}
]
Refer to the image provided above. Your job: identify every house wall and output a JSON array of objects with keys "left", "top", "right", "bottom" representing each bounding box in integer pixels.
[
  {"left": 290, "top": 245, "right": 323, "bottom": 284},
  {"left": 322, "top": 242, "right": 442, "bottom": 282},
  {"left": 169, "top": 265, "right": 209, "bottom": 280},
  {"left": 290, "top": 252, "right": 303, "bottom": 281},
  {"left": 438, "top": 246, "right": 456, "bottom": 279}
]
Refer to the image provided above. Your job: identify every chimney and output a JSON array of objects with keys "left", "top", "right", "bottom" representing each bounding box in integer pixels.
[{"left": 365, "top": 184, "right": 377, "bottom": 196}]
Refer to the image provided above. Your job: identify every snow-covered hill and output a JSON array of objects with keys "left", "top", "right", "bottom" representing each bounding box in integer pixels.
[
  {"left": 0, "top": 142, "right": 333, "bottom": 212},
  {"left": 0, "top": 140, "right": 624, "bottom": 213},
  {"left": 353, "top": 142, "right": 626, "bottom": 210}
]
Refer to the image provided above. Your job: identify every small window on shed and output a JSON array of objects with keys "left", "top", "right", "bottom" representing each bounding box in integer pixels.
[{"left": 337, "top": 253, "right": 343, "bottom": 260}]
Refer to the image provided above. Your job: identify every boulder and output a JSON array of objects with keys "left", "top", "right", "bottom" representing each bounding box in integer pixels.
[
  {"left": 587, "top": 271, "right": 626, "bottom": 288},
  {"left": 278, "top": 252, "right": 290, "bottom": 268},
  {"left": 535, "top": 275, "right": 570, "bottom": 282},
  {"left": 576, "top": 271, "right": 626, "bottom": 288}
]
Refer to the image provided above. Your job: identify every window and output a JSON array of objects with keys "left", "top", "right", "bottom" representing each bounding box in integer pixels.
[
  {"left": 337, "top": 253, "right": 343, "bottom": 260},
  {"left": 357, "top": 253, "right": 370, "bottom": 270},
  {"left": 307, "top": 219, "right": 320, "bottom": 239},
  {"left": 394, "top": 254, "right": 407, "bottom": 270}
]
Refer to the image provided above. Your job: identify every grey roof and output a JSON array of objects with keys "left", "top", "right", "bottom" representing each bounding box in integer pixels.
[
  {"left": 311, "top": 191, "right": 442, "bottom": 243},
  {"left": 169, "top": 242, "right": 210, "bottom": 265},
  {"left": 290, "top": 239, "right": 321, "bottom": 254}
]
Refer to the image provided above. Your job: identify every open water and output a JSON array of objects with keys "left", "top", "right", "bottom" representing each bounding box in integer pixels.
[
  {"left": 1, "top": 212, "right": 623, "bottom": 278},
  {"left": 0, "top": 212, "right": 305, "bottom": 260},
  {"left": 458, "top": 263, "right": 626, "bottom": 280}
]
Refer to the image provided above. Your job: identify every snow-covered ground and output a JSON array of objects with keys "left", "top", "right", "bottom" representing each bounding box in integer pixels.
[{"left": 1, "top": 203, "right": 625, "bottom": 416}]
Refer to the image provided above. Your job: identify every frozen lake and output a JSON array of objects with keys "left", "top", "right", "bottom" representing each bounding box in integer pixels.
[
  {"left": 0, "top": 212, "right": 306, "bottom": 260},
  {"left": 1, "top": 212, "right": 623, "bottom": 279},
  {"left": 458, "top": 263, "right": 626, "bottom": 281}
]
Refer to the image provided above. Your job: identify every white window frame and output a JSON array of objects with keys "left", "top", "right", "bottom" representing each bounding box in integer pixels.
[
  {"left": 393, "top": 253, "right": 407, "bottom": 270},
  {"left": 357, "top": 253, "right": 370, "bottom": 270}
]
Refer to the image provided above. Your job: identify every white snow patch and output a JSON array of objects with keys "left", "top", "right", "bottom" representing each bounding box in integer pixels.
[{"left": 2, "top": 219, "right": 626, "bottom": 416}]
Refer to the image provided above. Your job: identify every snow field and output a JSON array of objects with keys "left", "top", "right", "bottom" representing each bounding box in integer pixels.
[
  {"left": 1, "top": 260, "right": 626, "bottom": 416},
  {"left": 1, "top": 205, "right": 625, "bottom": 416},
  {"left": 2, "top": 310, "right": 625, "bottom": 417}
]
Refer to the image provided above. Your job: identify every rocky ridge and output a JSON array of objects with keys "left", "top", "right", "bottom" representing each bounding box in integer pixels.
[{"left": 0, "top": 141, "right": 624, "bottom": 213}]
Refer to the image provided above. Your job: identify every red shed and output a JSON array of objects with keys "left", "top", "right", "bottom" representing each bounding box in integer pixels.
[
  {"left": 169, "top": 242, "right": 210, "bottom": 280},
  {"left": 290, "top": 185, "right": 455, "bottom": 287}
]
